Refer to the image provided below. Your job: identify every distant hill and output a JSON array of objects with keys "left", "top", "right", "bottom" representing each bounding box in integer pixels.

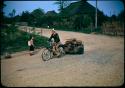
[
  {"left": 62, "top": 1, "right": 104, "bottom": 16},
  {"left": 61, "top": 1, "right": 108, "bottom": 25}
]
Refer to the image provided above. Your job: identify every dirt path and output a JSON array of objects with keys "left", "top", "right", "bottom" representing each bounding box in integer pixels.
[{"left": 1, "top": 27, "right": 124, "bottom": 87}]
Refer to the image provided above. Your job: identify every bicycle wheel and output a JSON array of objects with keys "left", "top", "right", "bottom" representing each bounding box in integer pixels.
[{"left": 42, "top": 48, "right": 53, "bottom": 61}]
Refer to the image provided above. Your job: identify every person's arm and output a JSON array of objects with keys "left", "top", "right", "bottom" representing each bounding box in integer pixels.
[
  {"left": 56, "top": 33, "right": 60, "bottom": 42},
  {"left": 30, "top": 40, "right": 34, "bottom": 46},
  {"left": 48, "top": 34, "right": 53, "bottom": 41}
]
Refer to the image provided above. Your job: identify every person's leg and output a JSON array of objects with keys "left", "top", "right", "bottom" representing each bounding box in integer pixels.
[
  {"left": 52, "top": 43, "right": 56, "bottom": 55},
  {"left": 30, "top": 45, "right": 34, "bottom": 55},
  {"left": 31, "top": 45, "right": 34, "bottom": 55},
  {"left": 55, "top": 42, "right": 61, "bottom": 56},
  {"left": 56, "top": 42, "right": 61, "bottom": 51},
  {"left": 31, "top": 51, "right": 34, "bottom": 55},
  {"left": 29, "top": 46, "right": 32, "bottom": 55}
]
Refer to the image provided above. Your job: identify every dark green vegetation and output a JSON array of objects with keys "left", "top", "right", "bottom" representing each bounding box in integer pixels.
[
  {"left": 1, "top": 24, "right": 49, "bottom": 55},
  {"left": 3, "top": 1, "right": 124, "bottom": 33},
  {"left": 1, "top": 0, "right": 124, "bottom": 54},
  {"left": 3, "top": 1, "right": 124, "bottom": 34}
]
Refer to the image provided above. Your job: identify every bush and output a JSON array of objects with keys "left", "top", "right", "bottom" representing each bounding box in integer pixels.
[
  {"left": 1, "top": 28, "right": 49, "bottom": 55},
  {"left": 93, "top": 27, "right": 102, "bottom": 33},
  {"left": 33, "top": 34, "right": 49, "bottom": 48}
]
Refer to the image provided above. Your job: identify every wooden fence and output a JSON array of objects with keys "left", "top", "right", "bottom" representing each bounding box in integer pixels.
[{"left": 102, "top": 22, "right": 124, "bottom": 36}]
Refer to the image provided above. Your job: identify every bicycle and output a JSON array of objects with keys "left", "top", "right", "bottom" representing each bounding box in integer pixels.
[{"left": 41, "top": 40, "right": 65, "bottom": 61}]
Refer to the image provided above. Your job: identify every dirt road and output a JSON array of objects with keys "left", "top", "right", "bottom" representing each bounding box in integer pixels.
[{"left": 1, "top": 28, "right": 124, "bottom": 87}]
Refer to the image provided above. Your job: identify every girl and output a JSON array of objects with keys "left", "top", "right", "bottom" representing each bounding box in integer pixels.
[{"left": 28, "top": 36, "right": 34, "bottom": 56}]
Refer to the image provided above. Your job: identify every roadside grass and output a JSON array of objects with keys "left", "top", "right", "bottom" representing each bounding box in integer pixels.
[{"left": 1, "top": 26, "right": 49, "bottom": 55}]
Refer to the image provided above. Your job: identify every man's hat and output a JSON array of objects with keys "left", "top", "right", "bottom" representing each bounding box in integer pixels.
[{"left": 52, "top": 28, "right": 55, "bottom": 31}]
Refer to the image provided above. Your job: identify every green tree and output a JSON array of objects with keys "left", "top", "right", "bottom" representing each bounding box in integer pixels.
[
  {"left": 31, "top": 8, "right": 45, "bottom": 26},
  {"left": 31, "top": 8, "right": 44, "bottom": 18},
  {"left": 14, "top": 15, "right": 21, "bottom": 22},
  {"left": 1, "top": 3, "right": 6, "bottom": 24},
  {"left": 73, "top": 14, "right": 92, "bottom": 31},
  {"left": 20, "top": 11, "right": 32, "bottom": 25},
  {"left": 117, "top": 10, "right": 124, "bottom": 22},
  {"left": 9, "top": 9, "right": 16, "bottom": 18},
  {"left": 8, "top": 9, "right": 16, "bottom": 24},
  {"left": 1, "top": 24, "right": 19, "bottom": 54}
]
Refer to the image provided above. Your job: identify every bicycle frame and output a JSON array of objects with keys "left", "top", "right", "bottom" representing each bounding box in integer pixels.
[{"left": 42, "top": 40, "right": 65, "bottom": 61}]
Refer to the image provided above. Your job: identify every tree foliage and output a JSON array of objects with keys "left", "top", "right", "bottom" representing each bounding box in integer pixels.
[
  {"left": 9, "top": 9, "right": 16, "bottom": 18},
  {"left": 3, "top": 1, "right": 122, "bottom": 34},
  {"left": 117, "top": 10, "right": 124, "bottom": 22},
  {"left": 20, "top": 11, "right": 31, "bottom": 22}
]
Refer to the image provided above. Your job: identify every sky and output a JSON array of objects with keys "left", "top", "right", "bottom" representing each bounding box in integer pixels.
[
  {"left": 87, "top": 0, "right": 124, "bottom": 16},
  {"left": 3, "top": 0, "right": 124, "bottom": 17}
]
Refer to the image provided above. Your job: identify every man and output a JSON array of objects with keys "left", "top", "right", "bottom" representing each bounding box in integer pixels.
[{"left": 48, "top": 28, "right": 61, "bottom": 55}]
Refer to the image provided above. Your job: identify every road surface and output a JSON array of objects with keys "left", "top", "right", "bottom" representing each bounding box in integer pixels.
[{"left": 1, "top": 27, "right": 124, "bottom": 87}]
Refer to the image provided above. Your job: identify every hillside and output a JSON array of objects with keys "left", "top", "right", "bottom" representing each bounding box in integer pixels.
[
  {"left": 61, "top": 1, "right": 107, "bottom": 25},
  {"left": 63, "top": 1, "right": 104, "bottom": 15}
]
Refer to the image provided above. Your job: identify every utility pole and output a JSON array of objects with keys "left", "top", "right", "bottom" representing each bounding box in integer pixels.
[{"left": 95, "top": 0, "right": 97, "bottom": 29}]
